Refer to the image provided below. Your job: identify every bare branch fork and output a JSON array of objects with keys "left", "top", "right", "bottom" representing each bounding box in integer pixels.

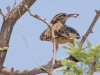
[
  {"left": 81, "top": 10, "right": 100, "bottom": 45},
  {"left": 80, "top": 10, "right": 100, "bottom": 74},
  {"left": 25, "top": 5, "right": 57, "bottom": 75}
]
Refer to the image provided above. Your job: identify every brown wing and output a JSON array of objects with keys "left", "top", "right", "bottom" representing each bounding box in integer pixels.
[
  {"left": 40, "top": 28, "right": 52, "bottom": 41},
  {"left": 40, "top": 21, "right": 64, "bottom": 41},
  {"left": 59, "top": 25, "right": 80, "bottom": 39}
]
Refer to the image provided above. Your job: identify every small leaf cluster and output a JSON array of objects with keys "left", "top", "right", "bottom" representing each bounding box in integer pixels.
[{"left": 55, "top": 34, "right": 100, "bottom": 75}]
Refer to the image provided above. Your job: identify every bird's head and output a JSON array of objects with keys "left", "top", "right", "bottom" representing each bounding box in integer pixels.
[{"left": 51, "top": 13, "right": 79, "bottom": 24}]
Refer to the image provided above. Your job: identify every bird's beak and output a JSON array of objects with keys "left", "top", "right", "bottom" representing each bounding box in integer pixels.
[{"left": 67, "top": 14, "right": 79, "bottom": 18}]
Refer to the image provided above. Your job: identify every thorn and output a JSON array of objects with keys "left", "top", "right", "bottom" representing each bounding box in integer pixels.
[
  {"left": 91, "top": 30, "right": 93, "bottom": 33},
  {"left": 44, "top": 18, "right": 46, "bottom": 20}
]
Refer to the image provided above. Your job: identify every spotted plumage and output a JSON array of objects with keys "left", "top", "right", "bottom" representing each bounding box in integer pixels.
[{"left": 40, "top": 13, "right": 80, "bottom": 52}]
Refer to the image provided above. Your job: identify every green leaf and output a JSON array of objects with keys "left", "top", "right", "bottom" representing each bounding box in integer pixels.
[
  {"left": 61, "top": 58, "right": 84, "bottom": 74},
  {"left": 87, "top": 40, "right": 92, "bottom": 50},
  {"left": 54, "top": 68, "right": 65, "bottom": 72},
  {"left": 68, "top": 33, "right": 76, "bottom": 41},
  {"left": 64, "top": 70, "right": 78, "bottom": 75},
  {"left": 61, "top": 39, "right": 100, "bottom": 75}
]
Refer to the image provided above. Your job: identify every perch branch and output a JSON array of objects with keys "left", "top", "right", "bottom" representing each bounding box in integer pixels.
[
  {"left": 25, "top": 5, "right": 57, "bottom": 74},
  {"left": 81, "top": 10, "right": 100, "bottom": 45},
  {"left": 0, "top": 56, "right": 75, "bottom": 75},
  {"left": 0, "top": 9, "right": 5, "bottom": 18}
]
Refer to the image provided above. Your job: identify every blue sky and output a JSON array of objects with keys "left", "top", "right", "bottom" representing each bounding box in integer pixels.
[{"left": 0, "top": 0, "right": 100, "bottom": 75}]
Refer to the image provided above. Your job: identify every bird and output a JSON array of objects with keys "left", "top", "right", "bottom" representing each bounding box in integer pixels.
[{"left": 40, "top": 13, "right": 80, "bottom": 54}]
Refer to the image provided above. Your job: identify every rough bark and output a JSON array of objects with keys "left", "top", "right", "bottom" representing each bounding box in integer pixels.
[{"left": 0, "top": 0, "right": 36, "bottom": 72}]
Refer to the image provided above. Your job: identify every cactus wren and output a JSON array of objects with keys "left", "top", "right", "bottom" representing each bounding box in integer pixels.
[{"left": 40, "top": 13, "right": 80, "bottom": 53}]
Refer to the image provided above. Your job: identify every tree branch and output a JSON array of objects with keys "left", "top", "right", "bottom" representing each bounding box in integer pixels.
[
  {"left": 25, "top": 5, "right": 52, "bottom": 27},
  {"left": 0, "top": 0, "right": 36, "bottom": 71},
  {"left": 81, "top": 10, "right": 100, "bottom": 45},
  {"left": 0, "top": 56, "right": 76, "bottom": 75}
]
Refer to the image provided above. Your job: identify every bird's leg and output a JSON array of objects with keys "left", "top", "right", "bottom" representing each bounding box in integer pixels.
[
  {"left": 53, "top": 42, "right": 58, "bottom": 53},
  {"left": 54, "top": 43, "right": 58, "bottom": 63},
  {"left": 52, "top": 42, "right": 58, "bottom": 63},
  {"left": 49, "top": 42, "right": 58, "bottom": 64},
  {"left": 48, "top": 41, "right": 58, "bottom": 65}
]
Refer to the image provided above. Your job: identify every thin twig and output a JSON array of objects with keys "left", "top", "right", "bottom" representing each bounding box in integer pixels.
[
  {"left": 83, "top": 46, "right": 88, "bottom": 50},
  {"left": 25, "top": 5, "right": 56, "bottom": 74},
  {"left": 0, "top": 9, "right": 5, "bottom": 18},
  {"left": 81, "top": 10, "right": 100, "bottom": 45},
  {"left": 12, "top": 0, "right": 17, "bottom": 10},
  {"left": 25, "top": 5, "right": 51, "bottom": 28},
  {"left": 18, "top": 6, "right": 51, "bottom": 74}
]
